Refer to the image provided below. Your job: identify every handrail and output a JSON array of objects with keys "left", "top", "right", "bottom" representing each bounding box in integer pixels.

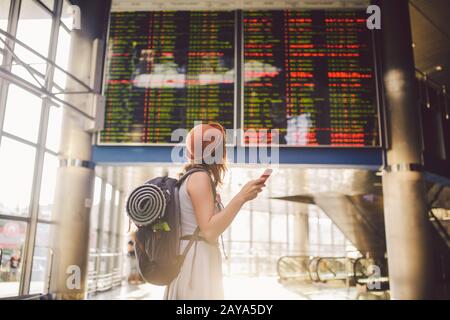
[
  {"left": 277, "top": 255, "right": 391, "bottom": 293},
  {"left": 88, "top": 268, "right": 122, "bottom": 294},
  {"left": 276, "top": 255, "right": 311, "bottom": 280},
  {"left": 308, "top": 257, "right": 320, "bottom": 282},
  {"left": 315, "top": 257, "right": 349, "bottom": 283},
  {"left": 87, "top": 252, "right": 124, "bottom": 295},
  {"left": 89, "top": 252, "right": 123, "bottom": 258}
]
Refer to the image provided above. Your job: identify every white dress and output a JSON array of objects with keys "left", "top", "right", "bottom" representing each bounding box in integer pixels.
[{"left": 164, "top": 174, "right": 224, "bottom": 300}]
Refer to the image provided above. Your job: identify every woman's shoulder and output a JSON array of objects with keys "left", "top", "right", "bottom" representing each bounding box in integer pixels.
[
  {"left": 187, "top": 170, "right": 211, "bottom": 184},
  {"left": 186, "top": 170, "right": 213, "bottom": 193}
]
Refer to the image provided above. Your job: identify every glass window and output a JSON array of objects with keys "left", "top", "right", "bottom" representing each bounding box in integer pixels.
[
  {"left": 89, "top": 177, "right": 102, "bottom": 250},
  {"left": 252, "top": 211, "right": 269, "bottom": 242},
  {"left": 39, "top": 0, "right": 55, "bottom": 12},
  {"left": 29, "top": 246, "right": 50, "bottom": 293},
  {"left": 0, "top": 137, "right": 36, "bottom": 216},
  {"left": 91, "top": 177, "right": 102, "bottom": 231},
  {"left": 60, "top": 0, "right": 74, "bottom": 30},
  {"left": 15, "top": 0, "right": 52, "bottom": 58},
  {"left": 0, "top": 0, "right": 10, "bottom": 49},
  {"left": 231, "top": 210, "right": 250, "bottom": 242},
  {"left": 100, "top": 255, "right": 108, "bottom": 274},
  {"left": 45, "top": 104, "right": 63, "bottom": 152},
  {"left": 0, "top": 219, "right": 27, "bottom": 298},
  {"left": 288, "top": 213, "right": 295, "bottom": 251},
  {"left": 3, "top": 85, "right": 42, "bottom": 143},
  {"left": 53, "top": 25, "right": 71, "bottom": 89},
  {"left": 38, "top": 153, "right": 59, "bottom": 220},
  {"left": 319, "top": 217, "right": 332, "bottom": 245},
  {"left": 271, "top": 214, "right": 286, "bottom": 243},
  {"left": 309, "top": 216, "right": 319, "bottom": 245},
  {"left": 102, "top": 232, "right": 110, "bottom": 252},
  {"left": 13, "top": 2, "right": 52, "bottom": 82},
  {"left": 333, "top": 225, "right": 345, "bottom": 246},
  {"left": 89, "top": 229, "right": 98, "bottom": 252},
  {"left": 103, "top": 183, "right": 113, "bottom": 232},
  {"left": 111, "top": 190, "right": 120, "bottom": 238},
  {"left": 29, "top": 222, "right": 51, "bottom": 294},
  {"left": 10, "top": 64, "right": 46, "bottom": 88}
]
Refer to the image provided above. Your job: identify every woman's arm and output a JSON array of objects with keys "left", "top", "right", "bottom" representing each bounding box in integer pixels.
[{"left": 187, "top": 171, "right": 264, "bottom": 242}]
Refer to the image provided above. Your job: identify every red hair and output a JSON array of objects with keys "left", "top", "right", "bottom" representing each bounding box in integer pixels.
[{"left": 184, "top": 123, "right": 227, "bottom": 186}]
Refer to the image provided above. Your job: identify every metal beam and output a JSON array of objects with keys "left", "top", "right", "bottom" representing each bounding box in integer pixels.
[
  {"left": 0, "top": 67, "right": 95, "bottom": 120},
  {"left": 0, "top": 0, "right": 20, "bottom": 140},
  {"left": 0, "top": 28, "right": 93, "bottom": 92}
]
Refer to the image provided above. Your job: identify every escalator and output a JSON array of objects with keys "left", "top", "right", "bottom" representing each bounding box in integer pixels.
[
  {"left": 274, "top": 173, "right": 450, "bottom": 298},
  {"left": 277, "top": 256, "right": 390, "bottom": 299}
]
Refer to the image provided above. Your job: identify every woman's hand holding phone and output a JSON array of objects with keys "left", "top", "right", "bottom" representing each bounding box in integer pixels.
[
  {"left": 260, "top": 168, "right": 272, "bottom": 183},
  {"left": 236, "top": 169, "right": 272, "bottom": 204}
]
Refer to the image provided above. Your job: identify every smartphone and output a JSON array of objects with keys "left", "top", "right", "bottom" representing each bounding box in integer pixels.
[{"left": 260, "top": 168, "right": 273, "bottom": 182}]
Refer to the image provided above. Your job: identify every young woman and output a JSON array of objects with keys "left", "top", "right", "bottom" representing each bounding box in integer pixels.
[{"left": 165, "top": 123, "right": 266, "bottom": 300}]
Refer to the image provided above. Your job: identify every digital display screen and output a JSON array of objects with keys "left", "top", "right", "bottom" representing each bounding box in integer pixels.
[
  {"left": 100, "top": 10, "right": 379, "bottom": 147},
  {"left": 243, "top": 10, "right": 379, "bottom": 146},
  {"left": 100, "top": 11, "right": 235, "bottom": 144}
]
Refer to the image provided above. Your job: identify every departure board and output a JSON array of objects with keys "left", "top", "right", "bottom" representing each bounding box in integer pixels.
[
  {"left": 243, "top": 10, "right": 379, "bottom": 146},
  {"left": 100, "top": 11, "right": 235, "bottom": 144}
]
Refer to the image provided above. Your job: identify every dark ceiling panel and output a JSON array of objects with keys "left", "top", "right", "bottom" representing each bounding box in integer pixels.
[{"left": 410, "top": 0, "right": 450, "bottom": 89}]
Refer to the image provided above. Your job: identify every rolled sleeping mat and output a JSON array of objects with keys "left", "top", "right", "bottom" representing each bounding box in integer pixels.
[{"left": 126, "top": 184, "right": 167, "bottom": 226}]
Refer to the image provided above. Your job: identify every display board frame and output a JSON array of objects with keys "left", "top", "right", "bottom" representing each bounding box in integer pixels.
[
  {"left": 97, "top": 9, "right": 383, "bottom": 148},
  {"left": 97, "top": 10, "right": 239, "bottom": 146},
  {"left": 239, "top": 9, "right": 383, "bottom": 148}
]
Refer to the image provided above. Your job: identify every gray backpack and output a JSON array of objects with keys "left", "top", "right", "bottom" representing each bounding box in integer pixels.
[{"left": 126, "top": 167, "right": 216, "bottom": 285}]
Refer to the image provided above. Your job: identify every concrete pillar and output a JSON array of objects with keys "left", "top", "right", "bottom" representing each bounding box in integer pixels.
[
  {"left": 380, "top": 0, "right": 435, "bottom": 299},
  {"left": 49, "top": 30, "right": 95, "bottom": 299},
  {"left": 293, "top": 212, "right": 309, "bottom": 256}
]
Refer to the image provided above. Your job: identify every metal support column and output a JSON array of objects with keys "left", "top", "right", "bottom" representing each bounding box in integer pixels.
[{"left": 380, "top": 0, "right": 435, "bottom": 299}]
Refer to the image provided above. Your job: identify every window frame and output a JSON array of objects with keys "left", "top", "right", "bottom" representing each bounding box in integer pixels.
[{"left": 0, "top": 0, "right": 73, "bottom": 297}]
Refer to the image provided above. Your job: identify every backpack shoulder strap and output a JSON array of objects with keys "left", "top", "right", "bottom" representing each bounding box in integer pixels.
[
  {"left": 176, "top": 167, "right": 217, "bottom": 263},
  {"left": 177, "top": 167, "right": 217, "bottom": 199},
  {"left": 180, "top": 227, "right": 200, "bottom": 258}
]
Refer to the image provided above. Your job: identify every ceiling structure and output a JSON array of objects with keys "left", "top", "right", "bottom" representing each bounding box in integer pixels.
[
  {"left": 410, "top": 0, "right": 450, "bottom": 90},
  {"left": 111, "top": 0, "right": 370, "bottom": 11}
]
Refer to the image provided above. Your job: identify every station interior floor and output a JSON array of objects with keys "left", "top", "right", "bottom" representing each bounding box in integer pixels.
[{"left": 88, "top": 276, "right": 387, "bottom": 300}]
